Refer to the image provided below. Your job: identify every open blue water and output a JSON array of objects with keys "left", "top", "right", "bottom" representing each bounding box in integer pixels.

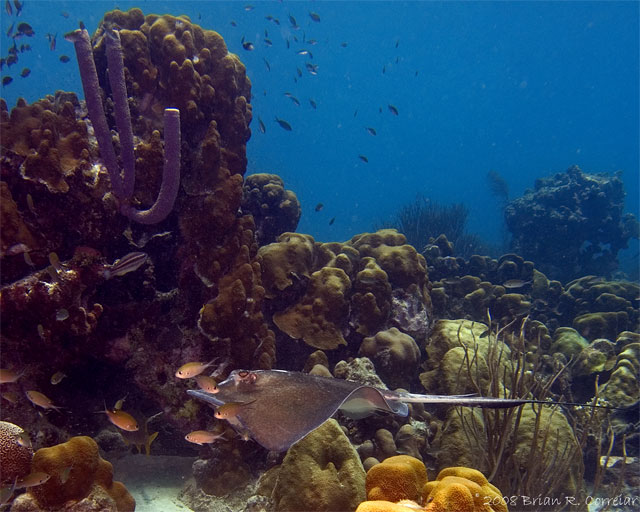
[{"left": 2, "top": 1, "right": 638, "bottom": 264}]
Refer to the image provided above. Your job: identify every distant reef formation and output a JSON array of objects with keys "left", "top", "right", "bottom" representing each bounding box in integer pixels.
[{"left": 505, "top": 165, "right": 639, "bottom": 282}]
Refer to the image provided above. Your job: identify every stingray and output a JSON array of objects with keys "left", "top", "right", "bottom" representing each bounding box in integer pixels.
[{"left": 187, "top": 369, "right": 606, "bottom": 452}]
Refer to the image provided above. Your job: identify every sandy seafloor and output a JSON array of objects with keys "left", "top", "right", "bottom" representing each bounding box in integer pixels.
[{"left": 112, "top": 454, "right": 195, "bottom": 512}]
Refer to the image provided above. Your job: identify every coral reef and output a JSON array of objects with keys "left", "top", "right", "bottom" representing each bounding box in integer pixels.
[
  {"left": 259, "top": 229, "right": 431, "bottom": 378},
  {"left": 14, "top": 436, "right": 134, "bottom": 511},
  {"left": 242, "top": 173, "right": 301, "bottom": 246},
  {"left": 505, "top": 165, "right": 639, "bottom": 281},
  {"left": 267, "top": 419, "right": 366, "bottom": 511},
  {"left": 359, "top": 328, "right": 421, "bottom": 390}
]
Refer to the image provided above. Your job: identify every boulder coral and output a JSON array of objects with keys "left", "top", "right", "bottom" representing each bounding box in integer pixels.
[
  {"left": 599, "top": 342, "right": 640, "bottom": 408},
  {"left": 365, "top": 455, "right": 427, "bottom": 503},
  {"left": 268, "top": 419, "right": 366, "bottom": 511},
  {"left": 16, "top": 436, "right": 134, "bottom": 511},
  {"left": 359, "top": 327, "right": 421, "bottom": 389},
  {"left": 242, "top": 173, "right": 301, "bottom": 245},
  {"left": 273, "top": 266, "right": 351, "bottom": 350},
  {"left": 420, "top": 319, "right": 511, "bottom": 396}
]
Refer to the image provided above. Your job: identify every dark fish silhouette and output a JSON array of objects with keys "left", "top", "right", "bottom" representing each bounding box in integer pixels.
[
  {"left": 275, "top": 117, "right": 292, "bottom": 131},
  {"left": 59, "top": 55, "right": 70, "bottom": 63},
  {"left": 5, "top": 0, "right": 11, "bottom": 15},
  {"left": 314, "top": 203, "right": 324, "bottom": 212},
  {"left": 388, "top": 104, "right": 398, "bottom": 116},
  {"left": 2, "top": 76, "right": 13, "bottom": 86},
  {"left": 309, "top": 98, "right": 317, "bottom": 109},
  {"left": 258, "top": 117, "right": 266, "bottom": 134},
  {"left": 19, "top": 67, "right": 29, "bottom": 77},
  {"left": 365, "top": 127, "right": 377, "bottom": 136},
  {"left": 241, "top": 37, "right": 254, "bottom": 51},
  {"left": 359, "top": 155, "right": 368, "bottom": 163},
  {"left": 288, "top": 14, "right": 298, "bottom": 29},
  {"left": 309, "top": 12, "right": 320, "bottom": 22},
  {"left": 17, "top": 22, "right": 34, "bottom": 37},
  {"left": 329, "top": 217, "right": 335, "bottom": 226}
]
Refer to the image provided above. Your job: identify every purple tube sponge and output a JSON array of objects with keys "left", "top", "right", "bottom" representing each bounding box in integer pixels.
[
  {"left": 65, "top": 28, "right": 180, "bottom": 224},
  {"left": 120, "top": 108, "right": 181, "bottom": 224}
]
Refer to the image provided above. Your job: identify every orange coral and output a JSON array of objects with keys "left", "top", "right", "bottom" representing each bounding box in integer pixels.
[
  {"left": 422, "top": 467, "right": 507, "bottom": 512},
  {"left": 26, "top": 436, "right": 135, "bottom": 511},
  {"left": 365, "top": 455, "right": 428, "bottom": 503}
]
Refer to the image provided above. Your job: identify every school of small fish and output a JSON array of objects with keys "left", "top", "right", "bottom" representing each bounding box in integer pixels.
[
  {"left": 224, "top": 4, "right": 414, "bottom": 226},
  {"left": 1, "top": 1, "right": 72, "bottom": 88}
]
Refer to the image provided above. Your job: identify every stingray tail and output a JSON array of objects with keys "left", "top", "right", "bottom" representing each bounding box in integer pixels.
[{"left": 397, "top": 392, "right": 622, "bottom": 410}]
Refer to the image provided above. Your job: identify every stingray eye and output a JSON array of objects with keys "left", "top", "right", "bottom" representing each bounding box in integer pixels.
[{"left": 238, "top": 371, "right": 249, "bottom": 378}]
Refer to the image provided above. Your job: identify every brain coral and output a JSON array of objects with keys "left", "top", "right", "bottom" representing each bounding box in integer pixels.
[
  {"left": 25, "top": 436, "right": 134, "bottom": 511},
  {"left": 0, "top": 420, "right": 33, "bottom": 484}
]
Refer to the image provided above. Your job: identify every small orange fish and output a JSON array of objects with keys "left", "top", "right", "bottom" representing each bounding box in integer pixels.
[
  {"left": 195, "top": 375, "right": 218, "bottom": 393},
  {"left": 101, "top": 404, "right": 139, "bottom": 432},
  {"left": 214, "top": 400, "right": 255, "bottom": 420},
  {"left": 184, "top": 430, "right": 226, "bottom": 445},
  {"left": 0, "top": 368, "right": 24, "bottom": 384},
  {"left": 175, "top": 360, "right": 215, "bottom": 379},
  {"left": 25, "top": 390, "right": 63, "bottom": 411},
  {"left": 16, "top": 472, "right": 50, "bottom": 488}
]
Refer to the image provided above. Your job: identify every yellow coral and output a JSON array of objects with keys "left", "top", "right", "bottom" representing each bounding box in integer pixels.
[
  {"left": 365, "top": 455, "right": 427, "bottom": 503},
  {"left": 422, "top": 467, "right": 507, "bottom": 512},
  {"left": 27, "top": 436, "right": 135, "bottom": 511},
  {"left": 356, "top": 500, "right": 423, "bottom": 512}
]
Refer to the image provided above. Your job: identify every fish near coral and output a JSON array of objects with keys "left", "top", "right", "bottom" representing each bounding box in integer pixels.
[
  {"left": 25, "top": 391, "right": 63, "bottom": 412},
  {"left": 100, "top": 403, "right": 139, "bottom": 432},
  {"left": 16, "top": 472, "right": 51, "bottom": 488},
  {"left": 175, "top": 360, "right": 216, "bottom": 379},
  {"left": 0, "top": 368, "right": 24, "bottom": 383},
  {"left": 195, "top": 375, "right": 218, "bottom": 393},
  {"left": 184, "top": 430, "right": 226, "bottom": 445}
]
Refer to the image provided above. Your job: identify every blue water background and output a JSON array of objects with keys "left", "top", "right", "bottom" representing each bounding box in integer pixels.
[{"left": 2, "top": 1, "right": 638, "bottom": 265}]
